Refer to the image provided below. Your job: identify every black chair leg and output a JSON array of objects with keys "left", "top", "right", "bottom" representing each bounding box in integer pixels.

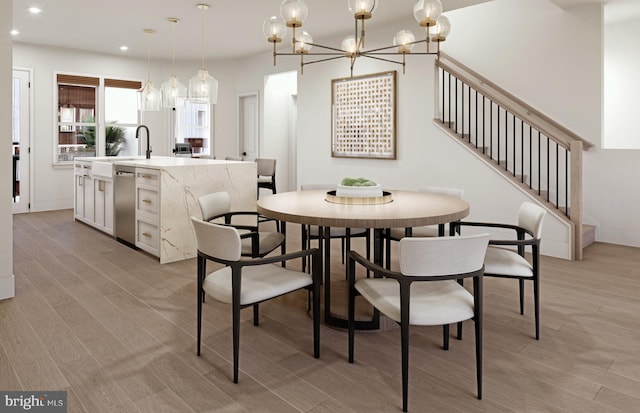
[
  {"left": 253, "top": 304, "right": 259, "bottom": 326},
  {"left": 197, "top": 256, "right": 204, "bottom": 356},
  {"left": 519, "top": 278, "right": 525, "bottom": 315},
  {"left": 443, "top": 324, "right": 450, "bottom": 350},
  {"left": 401, "top": 319, "right": 410, "bottom": 412},
  {"left": 534, "top": 277, "right": 540, "bottom": 340},
  {"left": 365, "top": 229, "right": 371, "bottom": 278},
  {"left": 457, "top": 322, "right": 463, "bottom": 340},
  {"left": 232, "top": 303, "right": 240, "bottom": 383}
]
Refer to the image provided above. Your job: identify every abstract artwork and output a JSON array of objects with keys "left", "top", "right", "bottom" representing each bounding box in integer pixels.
[{"left": 331, "top": 71, "right": 396, "bottom": 159}]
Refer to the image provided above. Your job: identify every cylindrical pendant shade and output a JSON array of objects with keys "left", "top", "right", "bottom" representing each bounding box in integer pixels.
[
  {"left": 161, "top": 76, "right": 187, "bottom": 108},
  {"left": 138, "top": 81, "right": 161, "bottom": 111},
  {"left": 188, "top": 69, "right": 218, "bottom": 104}
]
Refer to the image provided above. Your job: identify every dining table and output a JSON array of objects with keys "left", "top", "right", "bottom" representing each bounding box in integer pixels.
[{"left": 257, "top": 189, "right": 470, "bottom": 330}]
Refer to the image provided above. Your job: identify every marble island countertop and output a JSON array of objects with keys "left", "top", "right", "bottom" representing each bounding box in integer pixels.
[{"left": 76, "top": 156, "right": 242, "bottom": 169}]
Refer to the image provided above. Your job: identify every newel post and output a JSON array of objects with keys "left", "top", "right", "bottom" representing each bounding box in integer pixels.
[{"left": 569, "top": 141, "right": 583, "bottom": 260}]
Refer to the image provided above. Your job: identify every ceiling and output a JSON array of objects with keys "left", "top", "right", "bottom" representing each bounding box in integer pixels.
[
  {"left": 11, "top": 0, "right": 633, "bottom": 61},
  {"left": 10, "top": 0, "right": 492, "bottom": 61}
]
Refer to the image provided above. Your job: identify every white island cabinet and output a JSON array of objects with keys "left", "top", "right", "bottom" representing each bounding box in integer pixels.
[{"left": 74, "top": 156, "right": 257, "bottom": 264}]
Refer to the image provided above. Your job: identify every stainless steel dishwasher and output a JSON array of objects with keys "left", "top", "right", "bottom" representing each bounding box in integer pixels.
[{"left": 114, "top": 165, "right": 137, "bottom": 248}]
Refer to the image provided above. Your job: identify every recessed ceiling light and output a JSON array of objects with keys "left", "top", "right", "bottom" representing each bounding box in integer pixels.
[
  {"left": 11, "top": 30, "right": 19, "bottom": 36},
  {"left": 28, "top": 7, "right": 42, "bottom": 14},
  {"left": 120, "top": 46, "right": 129, "bottom": 51}
]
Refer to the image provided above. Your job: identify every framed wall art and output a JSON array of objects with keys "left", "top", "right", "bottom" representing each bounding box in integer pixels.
[{"left": 331, "top": 70, "right": 397, "bottom": 159}]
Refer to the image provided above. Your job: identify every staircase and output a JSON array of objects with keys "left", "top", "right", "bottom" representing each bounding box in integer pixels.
[{"left": 434, "top": 53, "right": 594, "bottom": 259}]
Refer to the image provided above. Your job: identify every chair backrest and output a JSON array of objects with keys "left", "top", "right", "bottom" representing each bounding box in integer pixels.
[
  {"left": 198, "top": 191, "right": 231, "bottom": 221},
  {"left": 300, "top": 183, "right": 335, "bottom": 191},
  {"left": 225, "top": 156, "right": 243, "bottom": 161},
  {"left": 518, "top": 202, "right": 546, "bottom": 239},
  {"left": 191, "top": 217, "right": 241, "bottom": 261},
  {"left": 417, "top": 185, "right": 464, "bottom": 199},
  {"left": 399, "top": 233, "right": 490, "bottom": 277},
  {"left": 256, "top": 158, "right": 276, "bottom": 177}
]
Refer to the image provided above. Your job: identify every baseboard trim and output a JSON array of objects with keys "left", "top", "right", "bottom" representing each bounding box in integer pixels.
[{"left": 0, "top": 274, "right": 15, "bottom": 300}]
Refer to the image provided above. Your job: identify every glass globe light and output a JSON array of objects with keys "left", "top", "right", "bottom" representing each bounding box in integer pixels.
[
  {"left": 393, "top": 30, "right": 416, "bottom": 53},
  {"left": 432, "top": 15, "right": 451, "bottom": 41},
  {"left": 280, "top": 0, "right": 308, "bottom": 27},
  {"left": 263, "top": 16, "right": 287, "bottom": 42},
  {"left": 347, "top": 0, "right": 378, "bottom": 18},
  {"left": 295, "top": 31, "right": 313, "bottom": 53},
  {"left": 341, "top": 35, "right": 357, "bottom": 55},
  {"left": 413, "top": 0, "right": 443, "bottom": 27}
]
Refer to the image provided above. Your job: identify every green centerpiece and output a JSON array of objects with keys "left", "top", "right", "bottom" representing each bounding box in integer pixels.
[{"left": 336, "top": 177, "right": 382, "bottom": 198}]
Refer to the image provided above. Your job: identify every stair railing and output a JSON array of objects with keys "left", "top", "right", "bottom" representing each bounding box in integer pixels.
[{"left": 435, "top": 53, "right": 591, "bottom": 260}]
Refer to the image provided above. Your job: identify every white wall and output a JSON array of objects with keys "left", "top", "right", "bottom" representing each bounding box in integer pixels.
[
  {"left": 1, "top": 0, "right": 14, "bottom": 300},
  {"left": 263, "top": 71, "right": 297, "bottom": 193},
  {"left": 603, "top": 12, "right": 640, "bottom": 149}
]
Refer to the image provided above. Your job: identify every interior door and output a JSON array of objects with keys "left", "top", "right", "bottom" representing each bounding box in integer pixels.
[
  {"left": 12, "top": 69, "right": 31, "bottom": 213},
  {"left": 238, "top": 92, "right": 259, "bottom": 160}
]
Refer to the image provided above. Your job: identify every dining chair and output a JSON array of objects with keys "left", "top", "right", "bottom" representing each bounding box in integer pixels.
[
  {"left": 299, "top": 184, "right": 371, "bottom": 274},
  {"left": 452, "top": 201, "right": 546, "bottom": 339},
  {"left": 191, "top": 217, "right": 321, "bottom": 383},
  {"left": 197, "top": 191, "right": 285, "bottom": 259},
  {"left": 348, "top": 233, "right": 490, "bottom": 412},
  {"left": 385, "top": 186, "right": 465, "bottom": 270},
  {"left": 256, "top": 158, "right": 277, "bottom": 196}
]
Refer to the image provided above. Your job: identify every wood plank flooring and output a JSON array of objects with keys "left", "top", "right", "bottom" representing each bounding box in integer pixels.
[{"left": 3, "top": 210, "right": 640, "bottom": 412}]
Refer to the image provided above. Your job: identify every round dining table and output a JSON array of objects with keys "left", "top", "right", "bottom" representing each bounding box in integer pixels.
[{"left": 257, "top": 189, "right": 470, "bottom": 330}]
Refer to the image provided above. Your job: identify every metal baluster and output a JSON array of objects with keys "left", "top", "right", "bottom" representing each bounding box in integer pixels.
[
  {"left": 442, "top": 68, "right": 445, "bottom": 124},
  {"left": 529, "top": 125, "right": 533, "bottom": 189},
  {"left": 556, "top": 143, "right": 560, "bottom": 209},
  {"left": 462, "top": 81, "right": 464, "bottom": 139},
  {"left": 475, "top": 90, "right": 478, "bottom": 148},
  {"left": 538, "top": 131, "right": 541, "bottom": 196},
  {"left": 565, "top": 149, "right": 569, "bottom": 217},
  {"left": 490, "top": 101, "right": 493, "bottom": 160},
  {"left": 448, "top": 72, "right": 452, "bottom": 129},
  {"left": 483, "top": 96, "right": 486, "bottom": 154},
  {"left": 455, "top": 77, "right": 458, "bottom": 134},
  {"left": 547, "top": 136, "right": 550, "bottom": 202},
  {"left": 497, "top": 106, "right": 501, "bottom": 166}
]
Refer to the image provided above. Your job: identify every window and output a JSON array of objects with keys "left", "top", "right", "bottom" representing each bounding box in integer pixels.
[
  {"left": 56, "top": 75, "right": 98, "bottom": 162},
  {"left": 175, "top": 100, "right": 212, "bottom": 156},
  {"left": 104, "top": 79, "right": 141, "bottom": 157},
  {"left": 54, "top": 74, "right": 141, "bottom": 164}
]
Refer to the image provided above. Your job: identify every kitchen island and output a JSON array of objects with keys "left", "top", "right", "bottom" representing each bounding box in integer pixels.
[{"left": 74, "top": 156, "right": 256, "bottom": 264}]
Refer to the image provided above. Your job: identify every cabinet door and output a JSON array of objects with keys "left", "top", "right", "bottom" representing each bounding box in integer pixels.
[
  {"left": 93, "top": 178, "right": 114, "bottom": 235},
  {"left": 83, "top": 174, "right": 94, "bottom": 222},
  {"left": 74, "top": 174, "right": 85, "bottom": 220},
  {"left": 103, "top": 179, "right": 114, "bottom": 234}
]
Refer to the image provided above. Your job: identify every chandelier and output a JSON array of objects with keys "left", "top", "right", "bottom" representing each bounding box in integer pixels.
[{"left": 263, "top": 0, "right": 451, "bottom": 76}]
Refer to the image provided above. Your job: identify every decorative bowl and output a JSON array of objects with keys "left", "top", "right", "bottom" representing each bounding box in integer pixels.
[{"left": 336, "top": 183, "right": 383, "bottom": 198}]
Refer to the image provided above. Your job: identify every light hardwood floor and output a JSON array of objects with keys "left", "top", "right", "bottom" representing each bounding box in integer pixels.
[{"left": 3, "top": 210, "right": 640, "bottom": 412}]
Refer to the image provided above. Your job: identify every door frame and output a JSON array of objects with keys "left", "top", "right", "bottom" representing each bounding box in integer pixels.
[
  {"left": 237, "top": 91, "right": 260, "bottom": 160},
  {"left": 13, "top": 67, "right": 33, "bottom": 214}
]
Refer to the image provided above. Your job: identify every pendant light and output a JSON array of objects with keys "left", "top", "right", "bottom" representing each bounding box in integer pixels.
[
  {"left": 138, "top": 29, "right": 162, "bottom": 111},
  {"left": 161, "top": 18, "right": 187, "bottom": 108},
  {"left": 188, "top": 3, "right": 218, "bottom": 104}
]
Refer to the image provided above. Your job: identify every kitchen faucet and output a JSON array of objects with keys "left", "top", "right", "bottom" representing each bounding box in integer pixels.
[{"left": 135, "top": 125, "right": 151, "bottom": 159}]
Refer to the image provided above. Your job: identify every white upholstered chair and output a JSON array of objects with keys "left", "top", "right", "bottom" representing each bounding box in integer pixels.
[
  {"left": 348, "top": 233, "right": 490, "bottom": 412},
  {"left": 191, "top": 217, "right": 321, "bottom": 383},
  {"left": 256, "top": 158, "right": 277, "bottom": 195},
  {"left": 198, "top": 191, "right": 285, "bottom": 258},
  {"left": 385, "top": 186, "right": 465, "bottom": 269},
  {"left": 452, "top": 201, "right": 546, "bottom": 339}
]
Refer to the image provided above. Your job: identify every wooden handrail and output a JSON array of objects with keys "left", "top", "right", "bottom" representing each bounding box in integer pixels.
[{"left": 436, "top": 52, "right": 593, "bottom": 151}]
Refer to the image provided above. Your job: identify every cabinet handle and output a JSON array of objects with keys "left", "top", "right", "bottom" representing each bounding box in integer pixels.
[
  {"left": 78, "top": 176, "right": 82, "bottom": 186},
  {"left": 142, "top": 174, "right": 152, "bottom": 179},
  {"left": 98, "top": 180, "right": 105, "bottom": 192},
  {"left": 142, "top": 232, "right": 151, "bottom": 237},
  {"left": 142, "top": 199, "right": 151, "bottom": 203}
]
